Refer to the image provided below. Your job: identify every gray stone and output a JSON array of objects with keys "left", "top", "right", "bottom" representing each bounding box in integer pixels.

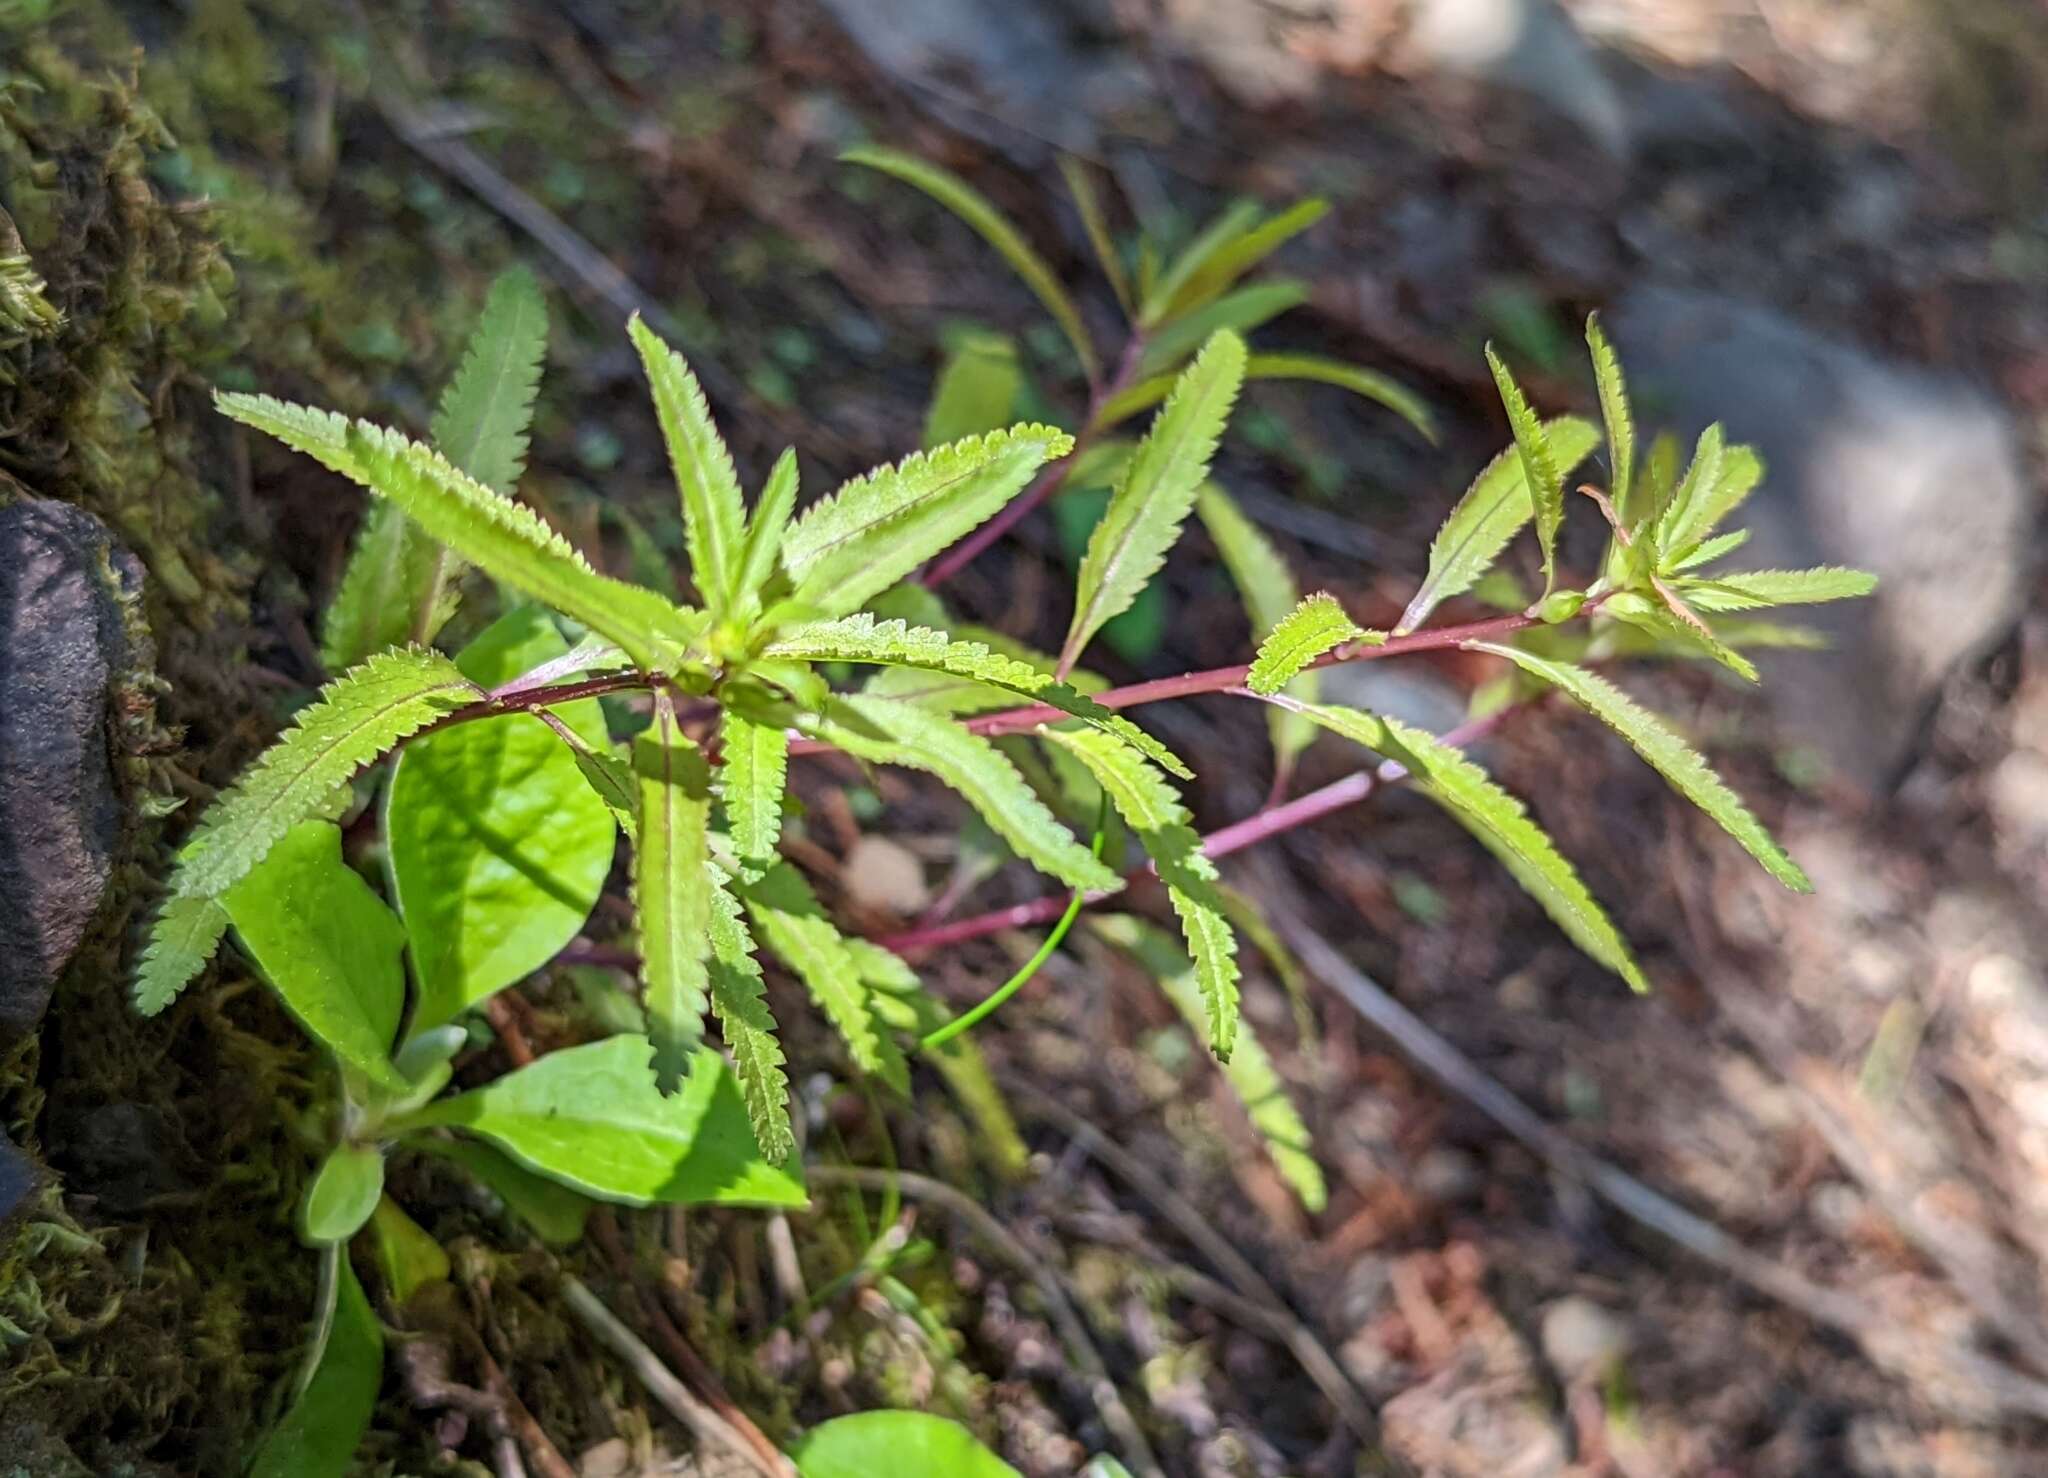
[
  {"left": 1538, "top": 1295, "right": 1631, "bottom": 1381},
  {"left": 0, "top": 500, "right": 132, "bottom": 1045},
  {"left": 1405, "top": 0, "right": 1627, "bottom": 156},
  {"left": 1607, "top": 287, "right": 2030, "bottom": 789}
]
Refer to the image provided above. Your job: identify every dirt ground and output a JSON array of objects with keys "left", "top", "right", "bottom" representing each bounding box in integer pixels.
[{"left": 6, "top": 0, "right": 2048, "bottom": 1473}]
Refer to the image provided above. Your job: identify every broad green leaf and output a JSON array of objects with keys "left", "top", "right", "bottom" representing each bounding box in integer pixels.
[
  {"left": 1044, "top": 727, "right": 1238, "bottom": 1055},
  {"left": 1585, "top": 313, "right": 1633, "bottom": 509},
  {"left": 843, "top": 145, "right": 1097, "bottom": 379},
  {"left": 1155, "top": 199, "right": 1329, "bottom": 323},
  {"left": 1678, "top": 566, "right": 1877, "bottom": 611},
  {"left": 1467, "top": 642, "right": 1812, "bottom": 891},
  {"left": 780, "top": 424, "right": 1073, "bottom": 618},
  {"left": 630, "top": 314, "right": 747, "bottom": 612},
  {"left": 148, "top": 646, "right": 476, "bottom": 952},
  {"left": 1099, "top": 352, "right": 1434, "bottom": 443},
  {"left": 766, "top": 614, "right": 1190, "bottom": 778},
  {"left": 737, "top": 447, "right": 800, "bottom": 610},
  {"left": 794, "top": 1411, "right": 1020, "bottom": 1478},
  {"left": 248, "top": 1255, "right": 381, "bottom": 1478},
  {"left": 1142, "top": 199, "right": 1261, "bottom": 326},
  {"left": 1063, "top": 330, "right": 1245, "bottom": 672},
  {"left": 923, "top": 331, "right": 1022, "bottom": 447},
  {"left": 387, "top": 608, "right": 616, "bottom": 1032},
  {"left": 1603, "top": 591, "right": 1759, "bottom": 682},
  {"left": 415, "top": 1136, "right": 591, "bottom": 1246},
  {"left": 1485, "top": 345, "right": 1563, "bottom": 594},
  {"left": 132, "top": 894, "right": 228, "bottom": 1017},
  {"left": 1397, "top": 417, "right": 1599, "bottom": 633},
  {"left": 1058, "top": 155, "right": 1132, "bottom": 315},
  {"left": 809, "top": 696, "right": 1119, "bottom": 892},
  {"left": 1195, "top": 483, "right": 1319, "bottom": 780},
  {"left": 403, "top": 1035, "right": 804, "bottom": 1207},
  {"left": 1265, "top": 697, "right": 1647, "bottom": 991},
  {"left": 633, "top": 694, "right": 713, "bottom": 1091},
  {"left": 705, "top": 870, "right": 793, "bottom": 1162},
  {"left": 221, "top": 821, "right": 411, "bottom": 1090},
  {"left": 1247, "top": 593, "right": 1376, "bottom": 696},
  {"left": 302, "top": 1146, "right": 383, "bottom": 1244},
  {"left": 742, "top": 861, "right": 899, "bottom": 1088},
  {"left": 719, "top": 706, "right": 789, "bottom": 881},
  {"left": 320, "top": 501, "right": 448, "bottom": 670},
  {"left": 1137, "top": 280, "right": 1303, "bottom": 378},
  {"left": 366, "top": 1196, "right": 451, "bottom": 1304},
  {"left": 1095, "top": 915, "right": 1323, "bottom": 1212}
]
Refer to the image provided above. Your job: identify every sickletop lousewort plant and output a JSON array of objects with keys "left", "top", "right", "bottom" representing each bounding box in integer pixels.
[{"left": 129, "top": 147, "right": 1873, "bottom": 1470}]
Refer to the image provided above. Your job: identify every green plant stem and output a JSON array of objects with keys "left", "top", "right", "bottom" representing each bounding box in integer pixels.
[{"left": 917, "top": 795, "right": 1110, "bottom": 1050}]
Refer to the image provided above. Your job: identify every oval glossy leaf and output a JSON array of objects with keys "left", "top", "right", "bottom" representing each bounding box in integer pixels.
[
  {"left": 222, "top": 821, "right": 409, "bottom": 1094},
  {"left": 388, "top": 607, "right": 617, "bottom": 1033},
  {"left": 402, "top": 1035, "right": 805, "bottom": 1208},
  {"left": 248, "top": 1254, "right": 382, "bottom": 1478},
  {"left": 302, "top": 1145, "right": 385, "bottom": 1245},
  {"left": 793, "top": 1412, "right": 1020, "bottom": 1478}
]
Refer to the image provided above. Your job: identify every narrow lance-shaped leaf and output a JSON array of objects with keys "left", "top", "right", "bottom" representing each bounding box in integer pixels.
[
  {"left": 1094, "top": 914, "right": 1324, "bottom": 1213},
  {"left": 1603, "top": 590, "right": 1759, "bottom": 683},
  {"left": 136, "top": 647, "right": 477, "bottom": 1013},
  {"left": 1058, "top": 155, "right": 1132, "bottom": 315},
  {"left": 1045, "top": 727, "right": 1239, "bottom": 1057},
  {"left": 842, "top": 145, "right": 1097, "bottom": 379},
  {"left": 741, "top": 861, "right": 899, "bottom": 1088},
  {"left": 1679, "top": 443, "right": 1764, "bottom": 550},
  {"left": 808, "top": 696, "right": 1120, "bottom": 893},
  {"left": 735, "top": 447, "right": 799, "bottom": 612},
  {"left": 634, "top": 693, "right": 713, "bottom": 1092},
  {"left": 1137, "top": 282, "right": 1302, "bottom": 378},
  {"left": 780, "top": 424, "right": 1073, "bottom": 619},
  {"left": 1098, "top": 352, "right": 1434, "bottom": 444},
  {"left": 1398, "top": 417, "right": 1599, "bottom": 634},
  {"left": 1650, "top": 423, "right": 1725, "bottom": 554},
  {"left": 1259, "top": 696, "right": 1648, "bottom": 992},
  {"left": 629, "top": 314, "right": 747, "bottom": 613},
  {"left": 247, "top": 1254, "right": 382, "bottom": 1478},
  {"left": 766, "top": 614, "right": 1191, "bottom": 779},
  {"left": 719, "top": 705, "right": 788, "bottom": 881},
  {"left": 1467, "top": 642, "right": 1812, "bottom": 891},
  {"left": 1158, "top": 199, "right": 1330, "bottom": 323},
  {"left": 704, "top": 868, "right": 793, "bottom": 1162},
  {"left": 1484, "top": 345, "right": 1563, "bottom": 596},
  {"left": 1247, "top": 593, "right": 1377, "bottom": 696},
  {"left": 1678, "top": 566, "right": 1877, "bottom": 612},
  {"left": 1585, "top": 312, "right": 1633, "bottom": 514},
  {"left": 1063, "top": 330, "right": 1246, "bottom": 673},
  {"left": 320, "top": 503, "right": 447, "bottom": 670},
  {"left": 1141, "top": 199, "right": 1261, "bottom": 327}
]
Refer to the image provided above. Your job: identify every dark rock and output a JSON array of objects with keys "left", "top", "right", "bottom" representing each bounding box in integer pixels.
[
  {"left": 1, "top": 1130, "right": 39, "bottom": 1227},
  {"left": 47, "top": 1101, "right": 198, "bottom": 1215},
  {"left": 0, "top": 500, "right": 133, "bottom": 1045}
]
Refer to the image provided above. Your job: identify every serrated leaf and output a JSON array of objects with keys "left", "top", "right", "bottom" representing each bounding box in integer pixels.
[
  {"left": 1043, "top": 728, "right": 1238, "bottom": 1056},
  {"left": 138, "top": 649, "right": 477, "bottom": 1012},
  {"left": 1094, "top": 914, "right": 1323, "bottom": 1212},
  {"left": 922, "top": 331, "right": 1022, "bottom": 448},
  {"left": 1058, "top": 155, "right": 1131, "bottom": 315},
  {"left": 1603, "top": 591, "right": 1759, "bottom": 682},
  {"left": 1398, "top": 417, "right": 1599, "bottom": 633},
  {"left": 719, "top": 706, "right": 788, "bottom": 880},
  {"left": 741, "top": 861, "right": 898, "bottom": 1088},
  {"left": 432, "top": 266, "right": 549, "bottom": 495},
  {"left": 1155, "top": 199, "right": 1329, "bottom": 324},
  {"left": 1063, "top": 331, "right": 1245, "bottom": 672},
  {"left": 704, "top": 870, "right": 793, "bottom": 1162},
  {"left": 248, "top": 1254, "right": 380, "bottom": 1478},
  {"left": 1105, "top": 350, "right": 1432, "bottom": 442},
  {"left": 780, "top": 423, "right": 1072, "bottom": 619},
  {"left": 1685, "top": 443, "right": 1763, "bottom": 544},
  {"left": 387, "top": 608, "right": 617, "bottom": 1032},
  {"left": 1468, "top": 642, "right": 1811, "bottom": 891},
  {"left": 222, "top": 821, "right": 411, "bottom": 1092},
  {"left": 807, "top": 696, "right": 1119, "bottom": 892},
  {"left": 401, "top": 1035, "right": 804, "bottom": 1206},
  {"left": 1650, "top": 423, "right": 1724, "bottom": 554},
  {"left": 766, "top": 614, "right": 1190, "bottom": 778},
  {"left": 132, "top": 894, "right": 229, "bottom": 1016},
  {"left": 1485, "top": 345, "right": 1563, "bottom": 595},
  {"left": 1138, "top": 280, "right": 1304, "bottom": 379},
  {"left": 633, "top": 694, "right": 713, "bottom": 1092},
  {"left": 737, "top": 447, "right": 800, "bottom": 611},
  {"left": 1678, "top": 566, "right": 1877, "bottom": 611},
  {"left": 843, "top": 145, "right": 1097, "bottom": 379},
  {"left": 320, "top": 501, "right": 448, "bottom": 670},
  {"left": 1585, "top": 313, "right": 1633, "bottom": 510},
  {"left": 1667, "top": 528, "right": 1750, "bottom": 572},
  {"left": 1261, "top": 697, "right": 1647, "bottom": 991},
  {"left": 629, "top": 314, "right": 747, "bottom": 613},
  {"left": 1247, "top": 593, "right": 1375, "bottom": 696}
]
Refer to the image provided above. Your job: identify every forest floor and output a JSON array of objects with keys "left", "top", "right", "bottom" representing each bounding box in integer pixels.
[{"left": 6, "top": 1, "right": 2048, "bottom": 1474}]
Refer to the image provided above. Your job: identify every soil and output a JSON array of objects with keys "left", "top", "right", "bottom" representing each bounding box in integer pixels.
[{"left": 4, "top": 1, "right": 2047, "bottom": 1474}]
